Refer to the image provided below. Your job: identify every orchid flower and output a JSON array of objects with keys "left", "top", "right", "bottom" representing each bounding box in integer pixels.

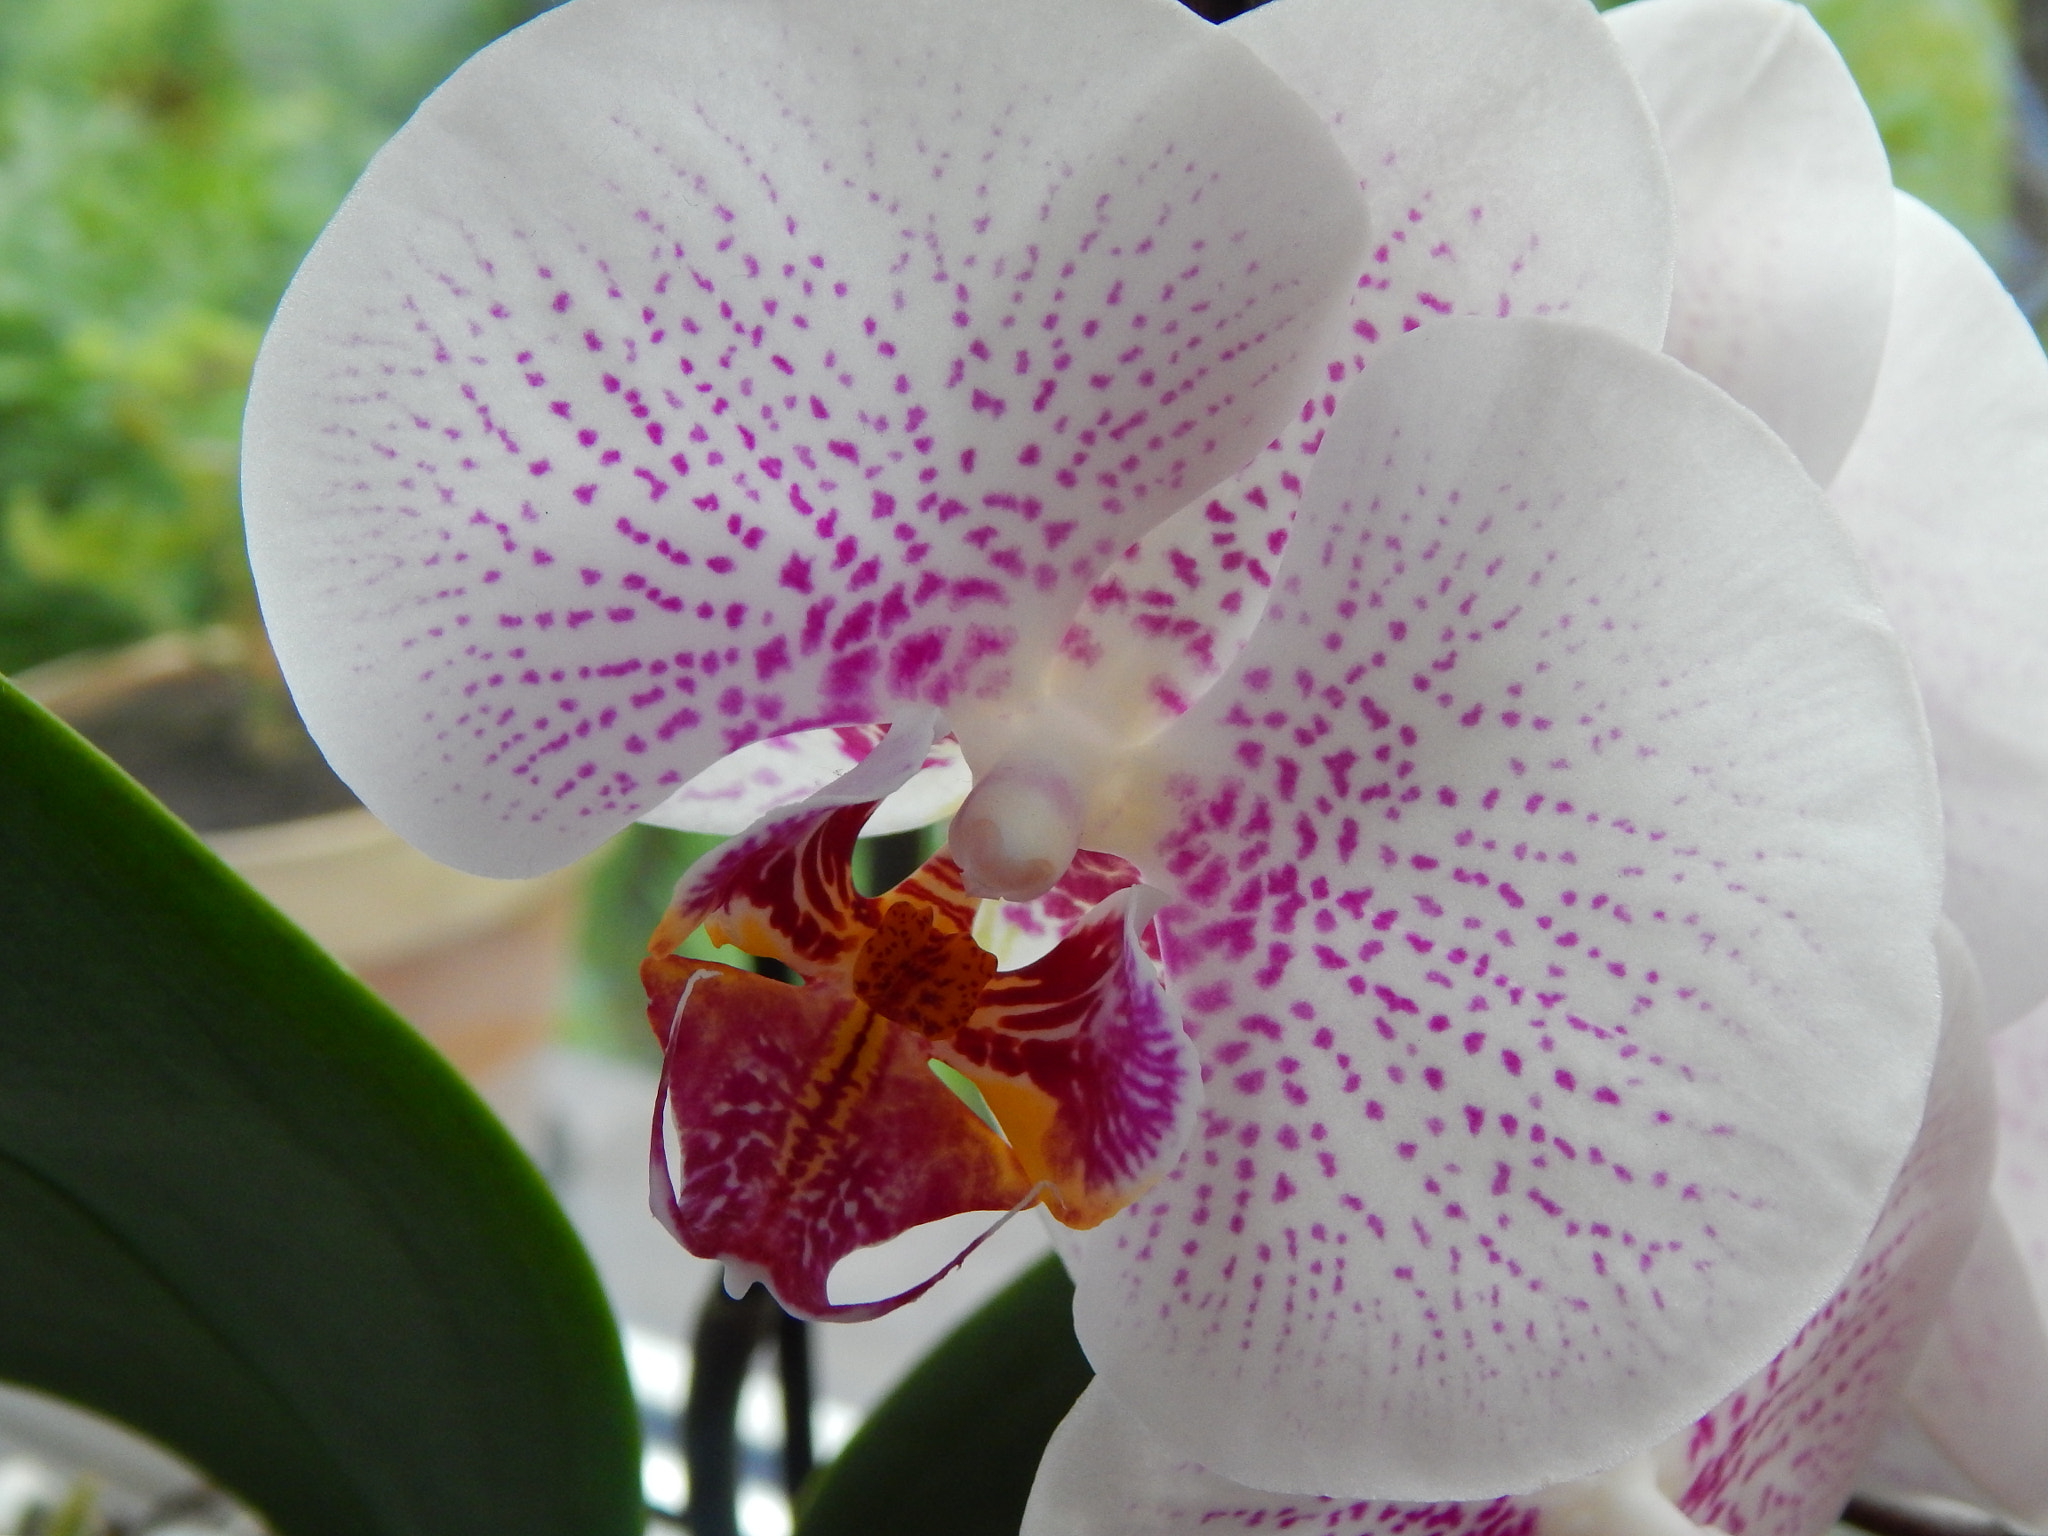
[
  {"left": 241, "top": 0, "right": 1951, "bottom": 1519},
  {"left": 1013, "top": 0, "right": 2048, "bottom": 1528}
]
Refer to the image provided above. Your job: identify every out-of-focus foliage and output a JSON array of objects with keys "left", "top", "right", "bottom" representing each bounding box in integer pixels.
[
  {"left": 0, "top": 0, "right": 548, "bottom": 674},
  {"left": 1810, "top": 0, "right": 2014, "bottom": 259},
  {"left": 562, "top": 822, "right": 721, "bottom": 1066}
]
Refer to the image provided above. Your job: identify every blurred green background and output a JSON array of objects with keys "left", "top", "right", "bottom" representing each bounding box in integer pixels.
[{"left": 0, "top": 0, "right": 548, "bottom": 674}]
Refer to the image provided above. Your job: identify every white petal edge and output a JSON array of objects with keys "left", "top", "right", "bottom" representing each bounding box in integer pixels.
[
  {"left": 1901, "top": 1208, "right": 2048, "bottom": 1526},
  {"left": 1656, "top": 919, "right": 1994, "bottom": 1536},
  {"left": 1606, "top": 0, "right": 1893, "bottom": 483},
  {"left": 1022, "top": 1380, "right": 1704, "bottom": 1536},
  {"left": 637, "top": 725, "right": 968, "bottom": 836},
  {"left": 1829, "top": 192, "right": 2048, "bottom": 1026}
]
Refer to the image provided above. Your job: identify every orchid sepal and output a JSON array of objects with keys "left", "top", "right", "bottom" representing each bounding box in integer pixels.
[{"left": 240, "top": 0, "right": 1369, "bottom": 880}]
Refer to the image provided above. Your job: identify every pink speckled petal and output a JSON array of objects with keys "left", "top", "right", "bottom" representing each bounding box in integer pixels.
[
  {"left": 1991, "top": 994, "right": 2048, "bottom": 1280},
  {"left": 243, "top": 0, "right": 1366, "bottom": 877},
  {"left": 1046, "top": 0, "right": 1673, "bottom": 737},
  {"left": 1661, "top": 922, "right": 1994, "bottom": 1536},
  {"left": 1830, "top": 193, "right": 2048, "bottom": 1027},
  {"left": 1076, "top": 318, "right": 1942, "bottom": 1500},
  {"left": 1899, "top": 1207, "right": 2048, "bottom": 1526},
  {"left": 974, "top": 848, "right": 1145, "bottom": 968},
  {"left": 638, "top": 724, "right": 968, "bottom": 836},
  {"left": 647, "top": 710, "right": 942, "bottom": 973},
  {"left": 1023, "top": 1381, "right": 1557, "bottom": 1536},
  {"left": 1606, "top": 0, "right": 1893, "bottom": 484},
  {"left": 1027, "top": 933, "right": 1993, "bottom": 1536},
  {"left": 942, "top": 884, "right": 1196, "bottom": 1230}
]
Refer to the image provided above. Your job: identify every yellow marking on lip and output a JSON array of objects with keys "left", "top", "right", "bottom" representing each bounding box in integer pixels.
[{"left": 774, "top": 997, "right": 893, "bottom": 1196}]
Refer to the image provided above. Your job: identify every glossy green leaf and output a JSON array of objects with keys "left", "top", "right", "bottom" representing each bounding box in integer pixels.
[
  {"left": 796, "top": 1254, "right": 1092, "bottom": 1536},
  {"left": 0, "top": 675, "right": 641, "bottom": 1536}
]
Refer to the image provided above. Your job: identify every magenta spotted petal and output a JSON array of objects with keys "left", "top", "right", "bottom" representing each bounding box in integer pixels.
[
  {"left": 1026, "top": 928, "right": 1991, "bottom": 1536},
  {"left": 1069, "top": 318, "right": 1941, "bottom": 1499},
  {"left": 243, "top": 0, "right": 1365, "bottom": 876},
  {"left": 1660, "top": 923, "right": 1993, "bottom": 1536},
  {"left": 638, "top": 723, "right": 969, "bottom": 836},
  {"left": 1887, "top": 994, "right": 2048, "bottom": 1524},
  {"left": 1046, "top": 0, "right": 1674, "bottom": 736},
  {"left": 1607, "top": 0, "right": 1894, "bottom": 485}
]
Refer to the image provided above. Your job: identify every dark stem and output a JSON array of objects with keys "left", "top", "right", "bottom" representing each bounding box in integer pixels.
[
  {"left": 683, "top": 1284, "right": 779, "bottom": 1536},
  {"left": 777, "top": 1306, "right": 815, "bottom": 1499},
  {"left": 1842, "top": 1494, "right": 2028, "bottom": 1536},
  {"left": 681, "top": 1282, "right": 819, "bottom": 1532}
]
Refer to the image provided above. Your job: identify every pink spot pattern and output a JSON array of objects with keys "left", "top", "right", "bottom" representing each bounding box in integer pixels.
[
  {"left": 1069, "top": 320, "right": 1940, "bottom": 1495},
  {"left": 1667, "top": 934, "right": 1991, "bottom": 1536},
  {"left": 241, "top": 0, "right": 1363, "bottom": 875},
  {"left": 1046, "top": 0, "right": 1673, "bottom": 732}
]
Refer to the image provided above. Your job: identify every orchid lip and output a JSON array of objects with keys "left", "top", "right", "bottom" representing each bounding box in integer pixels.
[{"left": 643, "top": 712, "right": 1199, "bottom": 1320}]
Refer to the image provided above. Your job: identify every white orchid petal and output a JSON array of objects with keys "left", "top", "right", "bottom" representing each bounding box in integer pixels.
[
  {"left": 244, "top": 0, "right": 1365, "bottom": 876},
  {"left": 1048, "top": 0, "right": 1674, "bottom": 735},
  {"left": 1237, "top": 0, "right": 1672, "bottom": 353},
  {"left": 1859, "top": 1412, "right": 2009, "bottom": 1517},
  {"left": 1022, "top": 1379, "right": 1559, "bottom": 1535},
  {"left": 1903, "top": 1209, "right": 2048, "bottom": 1526},
  {"left": 1994, "top": 994, "right": 2048, "bottom": 1251},
  {"left": 1982, "top": 994, "right": 2048, "bottom": 1403},
  {"left": 1662, "top": 922, "right": 1994, "bottom": 1536},
  {"left": 636, "top": 724, "right": 967, "bottom": 836},
  {"left": 1830, "top": 193, "right": 2048, "bottom": 1027},
  {"left": 1606, "top": 0, "right": 1893, "bottom": 483},
  {"left": 1028, "top": 926, "right": 1988, "bottom": 1534},
  {"left": 1073, "top": 318, "right": 1941, "bottom": 1500}
]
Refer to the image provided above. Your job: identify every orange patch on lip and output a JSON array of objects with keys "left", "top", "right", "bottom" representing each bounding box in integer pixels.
[{"left": 854, "top": 899, "right": 997, "bottom": 1040}]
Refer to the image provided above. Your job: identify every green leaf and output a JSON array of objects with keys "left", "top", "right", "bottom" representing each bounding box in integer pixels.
[
  {"left": 0, "top": 674, "right": 642, "bottom": 1536},
  {"left": 796, "top": 1254, "right": 1092, "bottom": 1536}
]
